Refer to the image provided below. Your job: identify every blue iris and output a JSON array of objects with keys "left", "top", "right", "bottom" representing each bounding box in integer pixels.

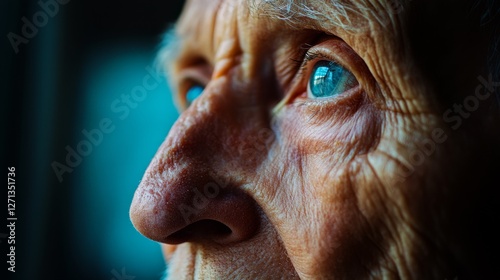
[
  {"left": 308, "top": 60, "right": 357, "bottom": 98},
  {"left": 186, "top": 84, "right": 204, "bottom": 106}
]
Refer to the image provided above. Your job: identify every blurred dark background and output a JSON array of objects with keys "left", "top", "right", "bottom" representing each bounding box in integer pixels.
[{"left": 2, "top": 0, "right": 185, "bottom": 279}]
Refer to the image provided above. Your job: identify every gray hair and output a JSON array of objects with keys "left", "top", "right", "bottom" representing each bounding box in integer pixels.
[{"left": 251, "top": 0, "right": 397, "bottom": 32}]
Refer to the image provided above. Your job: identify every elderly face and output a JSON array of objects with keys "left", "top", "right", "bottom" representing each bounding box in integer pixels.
[{"left": 130, "top": 0, "right": 499, "bottom": 278}]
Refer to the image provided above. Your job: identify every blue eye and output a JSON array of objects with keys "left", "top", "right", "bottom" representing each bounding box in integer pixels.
[
  {"left": 308, "top": 60, "right": 358, "bottom": 98},
  {"left": 185, "top": 84, "right": 204, "bottom": 106}
]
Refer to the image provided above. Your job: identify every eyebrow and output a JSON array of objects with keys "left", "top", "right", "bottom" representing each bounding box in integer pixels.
[{"left": 251, "top": 0, "right": 385, "bottom": 32}]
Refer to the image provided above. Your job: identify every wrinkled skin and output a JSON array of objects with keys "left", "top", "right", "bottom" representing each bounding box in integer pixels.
[{"left": 130, "top": 0, "right": 500, "bottom": 279}]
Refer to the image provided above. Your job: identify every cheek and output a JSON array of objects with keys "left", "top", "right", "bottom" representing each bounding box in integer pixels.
[
  {"left": 284, "top": 93, "right": 381, "bottom": 158},
  {"left": 253, "top": 94, "right": 383, "bottom": 275},
  {"left": 268, "top": 93, "right": 382, "bottom": 199}
]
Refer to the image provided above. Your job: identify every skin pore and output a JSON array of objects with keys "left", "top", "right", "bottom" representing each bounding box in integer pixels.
[{"left": 130, "top": 0, "right": 499, "bottom": 279}]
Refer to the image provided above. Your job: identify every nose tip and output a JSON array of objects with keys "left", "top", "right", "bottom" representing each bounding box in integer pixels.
[{"left": 130, "top": 172, "right": 260, "bottom": 245}]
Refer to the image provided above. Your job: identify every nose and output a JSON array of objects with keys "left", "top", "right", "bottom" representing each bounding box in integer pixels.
[
  {"left": 130, "top": 169, "right": 260, "bottom": 244},
  {"left": 129, "top": 80, "right": 264, "bottom": 245}
]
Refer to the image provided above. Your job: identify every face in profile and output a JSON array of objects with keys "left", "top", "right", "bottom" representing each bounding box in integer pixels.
[{"left": 130, "top": 0, "right": 500, "bottom": 278}]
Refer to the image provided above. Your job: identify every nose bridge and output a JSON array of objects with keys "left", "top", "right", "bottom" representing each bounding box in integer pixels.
[
  {"left": 130, "top": 74, "right": 271, "bottom": 244},
  {"left": 166, "top": 73, "right": 273, "bottom": 168},
  {"left": 167, "top": 77, "right": 240, "bottom": 162}
]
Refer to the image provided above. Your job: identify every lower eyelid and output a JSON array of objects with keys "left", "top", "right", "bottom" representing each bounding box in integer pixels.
[{"left": 299, "top": 83, "right": 363, "bottom": 105}]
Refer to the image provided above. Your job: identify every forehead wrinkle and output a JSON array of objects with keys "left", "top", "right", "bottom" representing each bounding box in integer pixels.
[
  {"left": 213, "top": 0, "right": 242, "bottom": 60},
  {"left": 176, "top": 0, "right": 224, "bottom": 65}
]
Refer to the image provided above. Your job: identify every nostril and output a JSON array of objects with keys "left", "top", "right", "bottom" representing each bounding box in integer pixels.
[
  {"left": 131, "top": 175, "right": 261, "bottom": 245},
  {"left": 167, "top": 219, "right": 232, "bottom": 244}
]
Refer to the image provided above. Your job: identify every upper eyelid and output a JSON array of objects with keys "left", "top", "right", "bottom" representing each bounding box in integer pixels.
[
  {"left": 292, "top": 49, "right": 354, "bottom": 90},
  {"left": 297, "top": 51, "right": 330, "bottom": 76},
  {"left": 176, "top": 62, "right": 212, "bottom": 86},
  {"left": 291, "top": 35, "right": 351, "bottom": 71},
  {"left": 290, "top": 43, "right": 315, "bottom": 70}
]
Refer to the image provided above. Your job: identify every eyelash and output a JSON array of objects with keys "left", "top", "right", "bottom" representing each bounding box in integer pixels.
[
  {"left": 301, "top": 51, "right": 321, "bottom": 73},
  {"left": 291, "top": 49, "right": 339, "bottom": 88},
  {"left": 292, "top": 45, "right": 315, "bottom": 67}
]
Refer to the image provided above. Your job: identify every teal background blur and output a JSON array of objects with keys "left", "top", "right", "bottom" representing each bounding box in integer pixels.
[{"left": 2, "top": 0, "right": 184, "bottom": 279}]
